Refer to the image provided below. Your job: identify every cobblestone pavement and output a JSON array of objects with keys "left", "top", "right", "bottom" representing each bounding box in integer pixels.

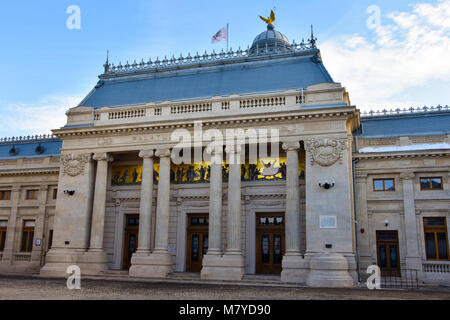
[{"left": 0, "top": 275, "right": 449, "bottom": 300}]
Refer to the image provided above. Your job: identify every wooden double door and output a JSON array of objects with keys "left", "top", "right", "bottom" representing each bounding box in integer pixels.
[
  {"left": 376, "top": 231, "right": 401, "bottom": 276},
  {"left": 122, "top": 215, "right": 139, "bottom": 270},
  {"left": 186, "top": 214, "right": 209, "bottom": 272},
  {"left": 256, "top": 213, "right": 285, "bottom": 274}
]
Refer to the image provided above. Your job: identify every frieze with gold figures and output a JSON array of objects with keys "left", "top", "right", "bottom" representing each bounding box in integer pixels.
[{"left": 111, "top": 155, "right": 305, "bottom": 186}]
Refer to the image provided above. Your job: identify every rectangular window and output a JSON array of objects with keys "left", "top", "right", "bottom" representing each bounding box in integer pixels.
[
  {"left": 0, "top": 221, "right": 7, "bottom": 251},
  {"left": 26, "top": 190, "right": 38, "bottom": 200},
  {"left": 420, "top": 177, "right": 443, "bottom": 191},
  {"left": 48, "top": 229, "right": 53, "bottom": 249},
  {"left": 424, "top": 217, "right": 449, "bottom": 261},
  {"left": 21, "top": 220, "right": 35, "bottom": 252},
  {"left": 373, "top": 179, "right": 395, "bottom": 192},
  {"left": 52, "top": 189, "right": 58, "bottom": 200},
  {"left": 0, "top": 191, "right": 11, "bottom": 200}
]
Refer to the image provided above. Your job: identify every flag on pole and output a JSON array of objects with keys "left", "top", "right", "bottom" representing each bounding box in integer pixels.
[{"left": 211, "top": 26, "right": 228, "bottom": 44}]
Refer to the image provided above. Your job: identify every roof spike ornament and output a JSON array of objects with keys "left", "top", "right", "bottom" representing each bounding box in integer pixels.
[
  {"left": 103, "top": 50, "right": 110, "bottom": 73},
  {"left": 309, "top": 24, "right": 317, "bottom": 48}
]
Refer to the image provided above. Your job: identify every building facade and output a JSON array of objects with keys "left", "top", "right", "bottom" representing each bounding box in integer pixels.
[{"left": 0, "top": 24, "right": 449, "bottom": 287}]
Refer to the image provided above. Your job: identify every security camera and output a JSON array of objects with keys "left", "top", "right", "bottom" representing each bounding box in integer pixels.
[
  {"left": 319, "top": 181, "right": 335, "bottom": 190},
  {"left": 64, "top": 189, "right": 75, "bottom": 196}
]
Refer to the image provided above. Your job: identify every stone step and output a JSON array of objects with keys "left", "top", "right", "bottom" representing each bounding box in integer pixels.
[
  {"left": 99, "top": 270, "right": 129, "bottom": 276},
  {"left": 167, "top": 272, "right": 201, "bottom": 280}
]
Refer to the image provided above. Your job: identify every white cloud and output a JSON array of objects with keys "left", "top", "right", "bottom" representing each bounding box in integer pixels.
[
  {"left": 0, "top": 94, "right": 83, "bottom": 138},
  {"left": 320, "top": 0, "right": 450, "bottom": 110}
]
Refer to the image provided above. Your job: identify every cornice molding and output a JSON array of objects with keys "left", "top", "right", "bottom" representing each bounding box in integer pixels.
[
  {"left": 353, "top": 151, "right": 450, "bottom": 160},
  {"left": 53, "top": 108, "right": 357, "bottom": 139},
  {"left": 0, "top": 168, "right": 60, "bottom": 176}
]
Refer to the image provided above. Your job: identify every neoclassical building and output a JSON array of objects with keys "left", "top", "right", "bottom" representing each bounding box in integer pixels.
[{"left": 0, "top": 22, "right": 449, "bottom": 287}]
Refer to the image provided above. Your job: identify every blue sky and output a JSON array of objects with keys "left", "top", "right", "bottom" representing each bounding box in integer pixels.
[{"left": 0, "top": 0, "right": 449, "bottom": 136}]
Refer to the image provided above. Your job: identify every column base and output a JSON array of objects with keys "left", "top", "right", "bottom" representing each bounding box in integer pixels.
[
  {"left": 306, "top": 253, "right": 355, "bottom": 288},
  {"left": 201, "top": 253, "right": 245, "bottom": 281},
  {"left": 129, "top": 251, "right": 173, "bottom": 278},
  {"left": 76, "top": 249, "right": 109, "bottom": 276},
  {"left": 280, "top": 254, "right": 310, "bottom": 283},
  {"left": 40, "top": 248, "right": 79, "bottom": 278}
]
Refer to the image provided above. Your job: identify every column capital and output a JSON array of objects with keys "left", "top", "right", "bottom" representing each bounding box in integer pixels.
[
  {"left": 155, "top": 148, "right": 171, "bottom": 158},
  {"left": 282, "top": 141, "right": 301, "bottom": 152},
  {"left": 355, "top": 173, "right": 368, "bottom": 183},
  {"left": 139, "top": 150, "right": 154, "bottom": 158},
  {"left": 400, "top": 172, "right": 415, "bottom": 180},
  {"left": 93, "top": 152, "right": 114, "bottom": 162},
  {"left": 12, "top": 186, "right": 21, "bottom": 193}
]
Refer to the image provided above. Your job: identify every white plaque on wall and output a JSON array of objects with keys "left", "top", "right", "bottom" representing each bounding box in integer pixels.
[{"left": 320, "top": 215, "right": 337, "bottom": 229}]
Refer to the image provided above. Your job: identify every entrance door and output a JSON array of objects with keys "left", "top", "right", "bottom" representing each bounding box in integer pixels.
[
  {"left": 186, "top": 214, "right": 209, "bottom": 272},
  {"left": 256, "top": 213, "right": 285, "bottom": 274},
  {"left": 122, "top": 215, "right": 139, "bottom": 270},
  {"left": 376, "top": 231, "right": 401, "bottom": 276}
]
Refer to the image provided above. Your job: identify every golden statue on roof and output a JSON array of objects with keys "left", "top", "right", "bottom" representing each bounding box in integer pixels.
[{"left": 259, "top": 10, "right": 276, "bottom": 25}]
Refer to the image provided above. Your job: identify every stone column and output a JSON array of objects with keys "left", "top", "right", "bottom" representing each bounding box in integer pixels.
[
  {"left": 280, "top": 141, "right": 309, "bottom": 282},
  {"left": 201, "top": 145, "right": 245, "bottom": 280},
  {"left": 0, "top": 186, "right": 20, "bottom": 268},
  {"left": 154, "top": 149, "right": 171, "bottom": 253},
  {"left": 226, "top": 147, "right": 242, "bottom": 255},
  {"left": 355, "top": 174, "right": 372, "bottom": 270},
  {"left": 89, "top": 152, "right": 114, "bottom": 251},
  {"left": 136, "top": 150, "right": 154, "bottom": 254},
  {"left": 400, "top": 172, "right": 422, "bottom": 272},
  {"left": 207, "top": 149, "right": 223, "bottom": 255},
  {"left": 131, "top": 148, "right": 173, "bottom": 278},
  {"left": 283, "top": 141, "right": 301, "bottom": 255},
  {"left": 81, "top": 152, "right": 113, "bottom": 274}
]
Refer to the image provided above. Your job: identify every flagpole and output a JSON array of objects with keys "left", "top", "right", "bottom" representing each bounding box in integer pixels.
[{"left": 227, "top": 23, "right": 229, "bottom": 51}]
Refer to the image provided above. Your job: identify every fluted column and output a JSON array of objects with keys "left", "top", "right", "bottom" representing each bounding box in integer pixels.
[
  {"left": 208, "top": 149, "right": 223, "bottom": 254},
  {"left": 226, "top": 146, "right": 242, "bottom": 254},
  {"left": 89, "top": 152, "right": 113, "bottom": 251},
  {"left": 400, "top": 172, "right": 421, "bottom": 271},
  {"left": 135, "top": 150, "right": 154, "bottom": 253},
  {"left": 282, "top": 141, "right": 301, "bottom": 255},
  {"left": 154, "top": 148, "right": 171, "bottom": 253}
]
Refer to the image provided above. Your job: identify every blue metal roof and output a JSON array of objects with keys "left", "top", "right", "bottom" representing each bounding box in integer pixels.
[
  {"left": 357, "top": 111, "right": 450, "bottom": 138},
  {"left": 0, "top": 140, "right": 62, "bottom": 160},
  {"left": 79, "top": 53, "right": 334, "bottom": 109}
]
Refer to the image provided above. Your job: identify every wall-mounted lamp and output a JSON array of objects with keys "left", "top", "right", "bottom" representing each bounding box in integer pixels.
[
  {"left": 319, "top": 181, "right": 335, "bottom": 190},
  {"left": 64, "top": 189, "right": 75, "bottom": 196},
  {"left": 384, "top": 219, "right": 389, "bottom": 227}
]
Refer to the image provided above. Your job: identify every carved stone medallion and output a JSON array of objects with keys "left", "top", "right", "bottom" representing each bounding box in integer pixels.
[
  {"left": 305, "top": 138, "right": 347, "bottom": 167},
  {"left": 61, "top": 153, "right": 91, "bottom": 177}
]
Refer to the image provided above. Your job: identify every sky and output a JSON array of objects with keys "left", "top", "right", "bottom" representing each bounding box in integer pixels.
[{"left": 0, "top": 0, "right": 449, "bottom": 137}]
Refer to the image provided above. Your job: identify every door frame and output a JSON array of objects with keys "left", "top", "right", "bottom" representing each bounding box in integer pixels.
[
  {"left": 376, "top": 230, "right": 401, "bottom": 276},
  {"left": 255, "top": 212, "right": 286, "bottom": 274},
  {"left": 185, "top": 213, "right": 209, "bottom": 272}
]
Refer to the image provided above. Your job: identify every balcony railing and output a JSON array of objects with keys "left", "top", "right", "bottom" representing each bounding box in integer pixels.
[
  {"left": 14, "top": 253, "right": 31, "bottom": 262},
  {"left": 423, "top": 263, "right": 450, "bottom": 273},
  {"left": 92, "top": 93, "right": 304, "bottom": 124}
]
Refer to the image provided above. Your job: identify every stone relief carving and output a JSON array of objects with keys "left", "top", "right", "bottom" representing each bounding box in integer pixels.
[
  {"left": 304, "top": 138, "right": 347, "bottom": 167},
  {"left": 61, "top": 153, "right": 91, "bottom": 177}
]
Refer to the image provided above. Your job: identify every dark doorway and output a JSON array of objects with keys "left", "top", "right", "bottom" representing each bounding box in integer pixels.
[
  {"left": 256, "top": 213, "right": 285, "bottom": 274},
  {"left": 122, "top": 214, "right": 139, "bottom": 270}
]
